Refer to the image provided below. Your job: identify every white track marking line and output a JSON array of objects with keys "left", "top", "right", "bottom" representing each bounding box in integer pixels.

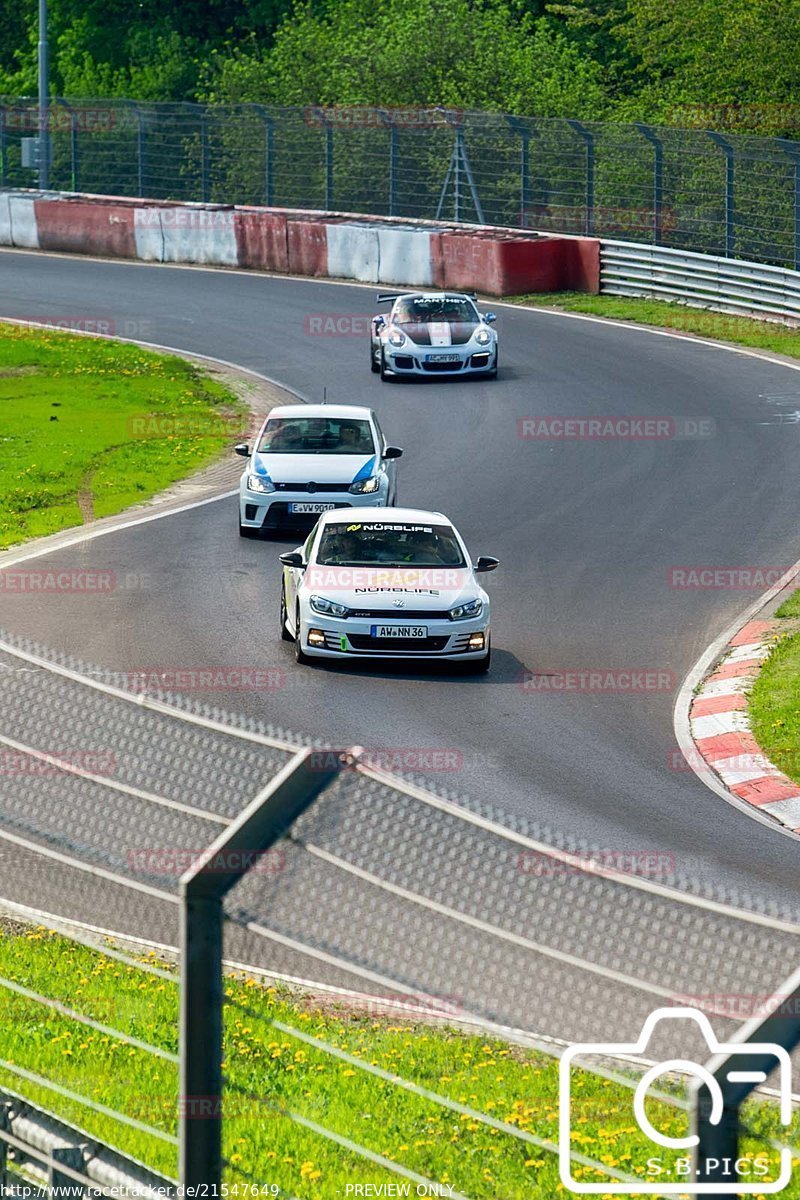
[
  {"left": 298, "top": 839, "right": 678, "bottom": 1002},
  {"left": 0, "top": 730, "right": 228, "bottom": 825},
  {"left": 352, "top": 763, "right": 800, "bottom": 932}
]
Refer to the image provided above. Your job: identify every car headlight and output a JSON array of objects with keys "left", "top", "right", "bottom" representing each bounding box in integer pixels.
[
  {"left": 388, "top": 330, "right": 406, "bottom": 347},
  {"left": 310, "top": 595, "right": 351, "bottom": 618},
  {"left": 247, "top": 474, "right": 276, "bottom": 494},
  {"left": 349, "top": 476, "right": 381, "bottom": 495},
  {"left": 475, "top": 328, "right": 492, "bottom": 346},
  {"left": 449, "top": 598, "right": 484, "bottom": 621}
]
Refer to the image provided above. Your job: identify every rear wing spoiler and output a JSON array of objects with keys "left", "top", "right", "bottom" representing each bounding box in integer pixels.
[{"left": 376, "top": 291, "right": 477, "bottom": 303}]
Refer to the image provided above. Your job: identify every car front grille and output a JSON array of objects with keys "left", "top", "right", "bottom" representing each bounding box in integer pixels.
[
  {"left": 273, "top": 482, "right": 352, "bottom": 493},
  {"left": 347, "top": 635, "right": 451, "bottom": 652},
  {"left": 422, "top": 360, "right": 465, "bottom": 372},
  {"left": 263, "top": 502, "right": 351, "bottom": 526}
]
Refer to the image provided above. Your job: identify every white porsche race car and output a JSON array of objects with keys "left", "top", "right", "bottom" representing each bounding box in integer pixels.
[
  {"left": 237, "top": 404, "right": 402, "bottom": 537},
  {"left": 370, "top": 291, "right": 498, "bottom": 379},
  {"left": 279, "top": 508, "right": 498, "bottom": 672}
]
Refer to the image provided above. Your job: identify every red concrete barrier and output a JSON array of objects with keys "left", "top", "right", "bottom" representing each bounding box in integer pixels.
[
  {"left": 432, "top": 230, "right": 599, "bottom": 296},
  {"left": 15, "top": 191, "right": 601, "bottom": 294},
  {"left": 234, "top": 209, "right": 289, "bottom": 273},
  {"left": 286, "top": 218, "right": 329, "bottom": 277},
  {"left": 34, "top": 197, "right": 137, "bottom": 258},
  {"left": 560, "top": 237, "right": 600, "bottom": 294}
]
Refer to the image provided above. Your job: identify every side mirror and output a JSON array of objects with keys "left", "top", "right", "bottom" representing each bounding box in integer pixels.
[
  {"left": 475, "top": 556, "right": 499, "bottom": 573},
  {"left": 374, "top": 315, "right": 386, "bottom": 330},
  {"left": 234, "top": 443, "right": 250, "bottom": 457},
  {"left": 383, "top": 446, "right": 403, "bottom": 459},
  {"left": 279, "top": 551, "right": 305, "bottom": 568},
  {"left": 484, "top": 313, "right": 497, "bottom": 324}
]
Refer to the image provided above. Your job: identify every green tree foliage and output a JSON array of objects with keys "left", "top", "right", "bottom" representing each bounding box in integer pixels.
[{"left": 202, "top": 0, "right": 608, "bottom": 115}]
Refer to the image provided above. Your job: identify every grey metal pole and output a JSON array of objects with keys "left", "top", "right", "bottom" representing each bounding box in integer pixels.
[
  {"left": 37, "top": 0, "right": 49, "bottom": 189},
  {"left": 136, "top": 106, "right": 145, "bottom": 197},
  {"left": 200, "top": 111, "right": 210, "bottom": 203},
  {"left": 707, "top": 131, "right": 735, "bottom": 257},
  {"left": 179, "top": 747, "right": 348, "bottom": 1191},
  {"left": 0, "top": 108, "right": 6, "bottom": 189},
  {"left": 388, "top": 123, "right": 398, "bottom": 217},
  {"left": 568, "top": 120, "right": 595, "bottom": 235},
  {"left": 179, "top": 891, "right": 224, "bottom": 1186},
  {"left": 692, "top": 963, "right": 800, "bottom": 1196},
  {"left": 777, "top": 140, "right": 800, "bottom": 271},
  {"left": 635, "top": 123, "right": 664, "bottom": 244},
  {"left": 325, "top": 124, "right": 334, "bottom": 210},
  {"left": 265, "top": 111, "right": 274, "bottom": 207}
]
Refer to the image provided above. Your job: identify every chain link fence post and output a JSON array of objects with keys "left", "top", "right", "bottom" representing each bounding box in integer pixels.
[
  {"left": 777, "top": 137, "right": 800, "bottom": 272},
  {"left": 707, "top": 130, "right": 736, "bottom": 256},
  {"left": 567, "top": 119, "right": 595, "bottom": 235},
  {"left": 634, "top": 122, "right": 663, "bottom": 244},
  {"left": 179, "top": 747, "right": 347, "bottom": 1190},
  {"left": 692, "top": 964, "right": 800, "bottom": 1196}
]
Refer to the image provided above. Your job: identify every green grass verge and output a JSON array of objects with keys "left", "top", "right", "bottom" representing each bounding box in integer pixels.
[
  {"left": 509, "top": 292, "right": 800, "bottom": 358},
  {"left": 749, "top": 590, "right": 800, "bottom": 785},
  {"left": 1, "top": 925, "right": 795, "bottom": 1197},
  {"left": 0, "top": 323, "right": 246, "bottom": 549}
]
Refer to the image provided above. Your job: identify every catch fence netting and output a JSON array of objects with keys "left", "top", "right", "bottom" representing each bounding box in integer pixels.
[
  {"left": 0, "top": 626, "right": 798, "bottom": 1191},
  {"left": 2, "top": 100, "right": 800, "bottom": 267}
]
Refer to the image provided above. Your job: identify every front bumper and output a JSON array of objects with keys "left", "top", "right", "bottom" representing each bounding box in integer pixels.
[
  {"left": 384, "top": 343, "right": 497, "bottom": 376},
  {"left": 239, "top": 487, "right": 387, "bottom": 531},
  {"left": 297, "top": 611, "right": 490, "bottom": 660}
]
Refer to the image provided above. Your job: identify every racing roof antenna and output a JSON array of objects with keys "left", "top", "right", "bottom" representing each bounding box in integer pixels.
[{"left": 322, "top": 386, "right": 327, "bottom": 405}]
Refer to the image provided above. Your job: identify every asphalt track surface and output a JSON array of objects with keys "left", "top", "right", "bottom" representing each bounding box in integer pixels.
[{"left": 1, "top": 250, "right": 800, "bottom": 1041}]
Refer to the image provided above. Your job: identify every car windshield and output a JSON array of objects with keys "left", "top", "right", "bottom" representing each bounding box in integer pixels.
[
  {"left": 258, "top": 417, "right": 375, "bottom": 455},
  {"left": 393, "top": 297, "right": 477, "bottom": 325},
  {"left": 316, "top": 522, "right": 466, "bottom": 567}
]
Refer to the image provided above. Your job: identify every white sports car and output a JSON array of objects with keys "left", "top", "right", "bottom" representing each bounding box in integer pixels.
[
  {"left": 370, "top": 291, "right": 498, "bottom": 379},
  {"left": 279, "top": 508, "right": 498, "bottom": 672},
  {"left": 237, "top": 404, "right": 402, "bottom": 537}
]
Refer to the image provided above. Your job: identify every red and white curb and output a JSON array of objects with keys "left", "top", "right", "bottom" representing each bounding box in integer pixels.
[{"left": 689, "top": 619, "right": 800, "bottom": 830}]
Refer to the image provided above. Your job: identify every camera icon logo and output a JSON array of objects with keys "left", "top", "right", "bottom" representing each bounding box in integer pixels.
[{"left": 559, "top": 1007, "right": 792, "bottom": 1194}]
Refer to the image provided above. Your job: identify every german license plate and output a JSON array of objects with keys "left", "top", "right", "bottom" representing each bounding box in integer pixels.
[
  {"left": 289, "top": 502, "right": 337, "bottom": 514},
  {"left": 370, "top": 625, "right": 428, "bottom": 638},
  {"left": 426, "top": 353, "right": 460, "bottom": 363}
]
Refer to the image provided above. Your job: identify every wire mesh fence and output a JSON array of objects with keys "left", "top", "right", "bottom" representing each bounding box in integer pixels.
[
  {"left": 2, "top": 100, "right": 799, "bottom": 269},
  {"left": 0, "top": 626, "right": 798, "bottom": 1192}
]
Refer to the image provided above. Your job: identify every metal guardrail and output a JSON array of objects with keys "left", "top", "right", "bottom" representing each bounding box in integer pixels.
[
  {"left": 0, "top": 1087, "right": 174, "bottom": 1196},
  {"left": 600, "top": 238, "right": 800, "bottom": 323}
]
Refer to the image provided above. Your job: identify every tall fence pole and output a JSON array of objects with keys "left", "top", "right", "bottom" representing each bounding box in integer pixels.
[
  {"left": 325, "top": 122, "right": 334, "bottom": 210},
  {"left": 692, "top": 963, "right": 800, "bottom": 1197},
  {"left": 507, "top": 115, "right": 533, "bottom": 228},
  {"left": 179, "top": 747, "right": 347, "bottom": 1190},
  {"left": 567, "top": 119, "right": 595, "bottom": 235},
  {"left": 387, "top": 117, "right": 398, "bottom": 217},
  {"left": 777, "top": 139, "right": 800, "bottom": 272},
  {"left": 707, "top": 130, "right": 736, "bottom": 257},
  {"left": 0, "top": 107, "right": 6, "bottom": 189},
  {"left": 200, "top": 109, "right": 210, "bottom": 203},
  {"left": 634, "top": 123, "right": 663, "bottom": 244},
  {"left": 37, "top": 0, "right": 49, "bottom": 189},
  {"left": 264, "top": 110, "right": 274, "bottom": 207},
  {"left": 136, "top": 105, "right": 145, "bottom": 198}
]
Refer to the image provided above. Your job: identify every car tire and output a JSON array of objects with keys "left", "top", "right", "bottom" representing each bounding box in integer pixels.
[
  {"left": 488, "top": 349, "right": 499, "bottom": 379},
  {"left": 295, "top": 604, "right": 309, "bottom": 664},
  {"left": 280, "top": 583, "right": 293, "bottom": 641},
  {"left": 463, "top": 642, "right": 491, "bottom": 675},
  {"left": 379, "top": 349, "right": 391, "bottom": 381},
  {"left": 239, "top": 515, "right": 259, "bottom": 538},
  {"left": 370, "top": 342, "right": 380, "bottom": 373}
]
